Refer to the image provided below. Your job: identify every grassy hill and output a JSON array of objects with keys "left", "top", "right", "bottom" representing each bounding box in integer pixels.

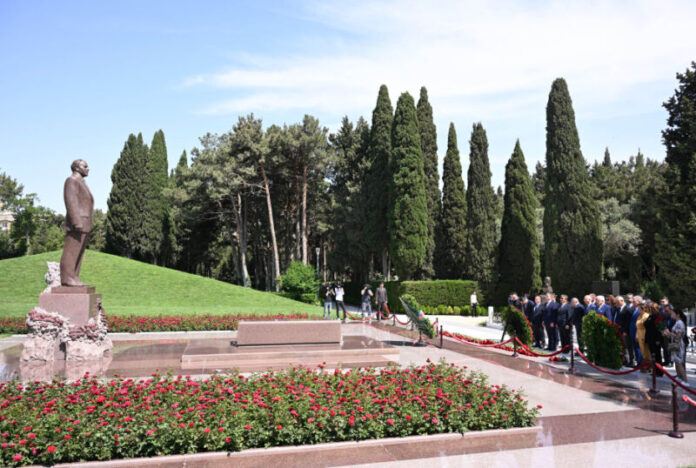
[{"left": 0, "top": 250, "right": 321, "bottom": 318}]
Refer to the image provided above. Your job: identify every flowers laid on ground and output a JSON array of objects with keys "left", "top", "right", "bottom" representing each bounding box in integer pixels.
[
  {"left": 0, "top": 361, "right": 538, "bottom": 466},
  {"left": 442, "top": 331, "right": 561, "bottom": 360},
  {"left": 0, "top": 313, "right": 311, "bottom": 334}
]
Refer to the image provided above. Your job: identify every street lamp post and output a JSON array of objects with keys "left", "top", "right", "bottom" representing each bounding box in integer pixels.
[{"left": 315, "top": 247, "right": 321, "bottom": 278}]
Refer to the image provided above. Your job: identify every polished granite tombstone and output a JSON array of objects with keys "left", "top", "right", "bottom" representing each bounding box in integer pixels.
[
  {"left": 182, "top": 335, "right": 398, "bottom": 370},
  {"left": 0, "top": 335, "right": 399, "bottom": 381}
]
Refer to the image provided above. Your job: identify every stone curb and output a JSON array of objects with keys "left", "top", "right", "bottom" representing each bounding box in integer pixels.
[{"left": 44, "top": 426, "right": 541, "bottom": 467}]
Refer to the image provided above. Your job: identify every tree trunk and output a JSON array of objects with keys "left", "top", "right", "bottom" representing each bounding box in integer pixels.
[
  {"left": 294, "top": 157, "right": 302, "bottom": 261},
  {"left": 382, "top": 250, "right": 391, "bottom": 281},
  {"left": 259, "top": 161, "right": 281, "bottom": 291},
  {"left": 233, "top": 194, "right": 250, "bottom": 288},
  {"left": 301, "top": 158, "right": 308, "bottom": 264}
]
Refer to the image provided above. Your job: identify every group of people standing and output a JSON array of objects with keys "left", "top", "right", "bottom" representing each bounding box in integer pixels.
[
  {"left": 320, "top": 282, "right": 389, "bottom": 323},
  {"left": 509, "top": 292, "right": 690, "bottom": 384}
]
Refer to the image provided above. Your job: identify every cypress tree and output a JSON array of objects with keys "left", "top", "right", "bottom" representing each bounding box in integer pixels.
[
  {"left": 106, "top": 133, "right": 148, "bottom": 258},
  {"left": 141, "top": 129, "right": 169, "bottom": 263},
  {"left": 435, "top": 123, "right": 467, "bottom": 278},
  {"left": 496, "top": 140, "right": 541, "bottom": 299},
  {"left": 655, "top": 62, "right": 696, "bottom": 307},
  {"left": 464, "top": 123, "right": 498, "bottom": 287},
  {"left": 389, "top": 92, "right": 428, "bottom": 280},
  {"left": 416, "top": 87, "right": 440, "bottom": 278},
  {"left": 365, "top": 85, "right": 394, "bottom": 277},
  {"left": 543, "top": 78, "right": 602, "bottom": 296}
]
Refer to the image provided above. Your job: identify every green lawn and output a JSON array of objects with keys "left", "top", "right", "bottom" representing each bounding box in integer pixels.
[{"left": 0, "top": 250, "right": 321, "bottom": 318}]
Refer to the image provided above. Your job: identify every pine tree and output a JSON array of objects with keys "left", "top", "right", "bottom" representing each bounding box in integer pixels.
[
  {"left": 435, "top": 123, "right": 467, "bottom": 278},
  {"left": 655, "top": 62, "right": 696, "bottom": 307},
  {"left": 365, "top": 85, "right": 394, "bottom": 277},
  {"left": 496, "top": 140, "right": 541, "bottom": 299},
  {"left": 389, "top": 92, "right": 428, "bottom": 280},
  {"left": 464, "top": 123, "right": 498, "bottom": 287},
  {"left": 416, "top": 87, "right": 440, "bottom": 278},
  {"left": 543, "top": 78, "right": 602, "bottom": 296},
  {"left": 106, "top": 133, "right": 148, "bottom": 258},
  {"left": 141, "top": 129, "right": 169, "bottom": 263}
]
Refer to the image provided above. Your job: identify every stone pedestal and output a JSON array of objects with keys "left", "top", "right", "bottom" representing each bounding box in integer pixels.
[{"left": 38, "top": 286, "right": 100, "bottom": 326}]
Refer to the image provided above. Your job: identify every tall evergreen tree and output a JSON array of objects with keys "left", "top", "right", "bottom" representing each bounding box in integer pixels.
[
  {"left": 416, "top": 86, "right": 440, "bottom": 278},
  {"left": 141, "top": 129, "right": 169, "bottom": 263},
  {"left": 365, "top": 85, "right": 394, "bottom": 278},
  {"left": 496, "top": 140, "right": 541, "bottom": 299},
  {"left": 106, "top": 133, "right": 148, "bottom": 258},
  {"left": 464, "top": 123, "right": 497, "bottom": 287},
  {"left": 389, "top": 92, "right": 428, "bottom": 280},
  {"left": 543, "top": 78, "right": 602, "bottom": 296},
  {"left": 435, "top": 123, "right": 467, "bottom": 278},
  {"left": 655, "top": 62, "right": 696, "bottom": 307}
]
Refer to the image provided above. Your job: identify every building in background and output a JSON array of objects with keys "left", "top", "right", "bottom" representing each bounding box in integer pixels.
[{"left": 0, "top": 203, "right": 14, "bottom": 232}]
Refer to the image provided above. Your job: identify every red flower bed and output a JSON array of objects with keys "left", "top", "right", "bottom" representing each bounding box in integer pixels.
[
  {"left": 0, "top": 313, "right": 310, "bottom": 334},
  {"left": 0, "top": 361, "right": 538, "bottom": 466}
]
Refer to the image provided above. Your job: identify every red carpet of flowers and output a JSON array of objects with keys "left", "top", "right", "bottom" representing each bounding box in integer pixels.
[
  {"left": 0, "top": 313, "right": 310, "bottom": 334},
  {"left": 0, "top": 361, "right": 538, "bottom": 466}
]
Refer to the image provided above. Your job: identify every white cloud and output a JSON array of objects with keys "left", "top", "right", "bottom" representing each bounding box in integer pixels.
[{"left": 184, "top": 0, "right": 696, "bottom": 120}]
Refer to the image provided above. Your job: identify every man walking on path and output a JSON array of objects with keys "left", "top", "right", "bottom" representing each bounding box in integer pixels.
[
  {"left": 543, "top": 293, "right": 559, "bottom": 351},
  {"left": 375, "top": 282, "right": 388, "bottom": 321},
  {"left": 616, "top": 296, "right": 636, "bottom": 366},
  {"left": 532, "top": 296, "right": 545, "bottom": 348}
]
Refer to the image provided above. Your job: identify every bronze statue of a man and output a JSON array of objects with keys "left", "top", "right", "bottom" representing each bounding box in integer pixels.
[{"left": 59, "top": 159, "right": 93, "bottom": 286}]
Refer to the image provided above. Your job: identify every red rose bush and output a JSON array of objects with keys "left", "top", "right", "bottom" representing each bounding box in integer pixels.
[{"left": 0, "top": 360, "right": 538, "bottom": 466}]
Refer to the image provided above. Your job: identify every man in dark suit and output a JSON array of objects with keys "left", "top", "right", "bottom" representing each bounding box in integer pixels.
[
  {"left": 543, "top": 293, "right": 559, "bottom": 350},
  {"left": 571, "top": 297, "right": 585, "bottom": 350},
  {"left": 557, "top": 295, "right": 573, "bottom": 352},
  {"left": 532, "top": 295, "right": 545, "bottom": 348},
  {"left": 615, "top": 296, "right": 635, "bottom": 366},
  {"left": 521, "top": 296, "right": 534, "bottom": 322},
  {"left": 60, "top": 159, "right": 94, "bottom": 287}
]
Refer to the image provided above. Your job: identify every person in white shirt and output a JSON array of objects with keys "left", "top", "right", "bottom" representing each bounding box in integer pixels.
[
  {"left": 470, "top": 291, "right": 478, "bottom": 312},
  {"left": 335, "top": 283, "right": 347, "bottom": 322}
]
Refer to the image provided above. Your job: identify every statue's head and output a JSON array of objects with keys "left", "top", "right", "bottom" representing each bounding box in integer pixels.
[
  {"left": 71, "top": 159, "right": 89, "bottom": 177},
  {"left": 544, "top": 276, "right": 551, "bottom": 285}
]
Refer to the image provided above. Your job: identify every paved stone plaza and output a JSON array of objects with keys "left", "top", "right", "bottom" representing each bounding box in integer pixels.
[{"left": 1, "top": 319, "right": 695, "bottom": 467}]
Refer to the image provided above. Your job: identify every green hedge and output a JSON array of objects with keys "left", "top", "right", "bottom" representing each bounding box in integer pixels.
[
  {"left": 582, "top": 311, "right": 623, "bottom": 369},
  {"left": 421, "top": 305, "right": 487, "bottom": 316},
  {"left": 343, "top": 280, "right": 480, "bottom": 313}
]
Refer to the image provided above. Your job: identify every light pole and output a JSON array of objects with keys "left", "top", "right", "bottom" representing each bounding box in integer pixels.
[{"left": 315, "top": 247, "right": 321, "bottom": 279}]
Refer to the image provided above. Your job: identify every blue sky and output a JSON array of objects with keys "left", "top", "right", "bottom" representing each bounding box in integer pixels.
[{"left": 1, "top": 0, "right": 695, "bottom": 212}]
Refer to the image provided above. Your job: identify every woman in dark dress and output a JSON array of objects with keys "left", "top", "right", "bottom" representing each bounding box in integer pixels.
[{"left": 644, "top": 302, "right": 664, "bottom": 376}]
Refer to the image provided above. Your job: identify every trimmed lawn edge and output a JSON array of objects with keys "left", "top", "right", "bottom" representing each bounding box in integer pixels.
[{"left": 51, "top": 426, "right": 542, "bottom": 467}]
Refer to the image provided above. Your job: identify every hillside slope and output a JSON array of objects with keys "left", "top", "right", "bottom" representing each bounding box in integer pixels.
[{"left": 0, "top": 250, "right": 320, "bottom": 318}]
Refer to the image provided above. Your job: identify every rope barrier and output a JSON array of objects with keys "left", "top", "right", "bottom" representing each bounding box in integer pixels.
[
  {"left": 574, "top": 347, "right": 649, "bottom": 375},
  {"left": 393, "top": 314, "right": 411, "bottom": 325},
  {"left": 655, "top": 363, "right": 696, "bottom": 395},
  {"left": 514, "top": 337, "right": 568, "bottom": 357},
  {"left": 345, "top": 310, "right": 368, "bottom": 322},
  {"left": 682, "top": 394, "right": 696, "bottom": 407}
]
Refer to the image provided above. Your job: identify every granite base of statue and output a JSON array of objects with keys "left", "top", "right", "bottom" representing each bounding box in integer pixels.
[{"left": 20, "top": 262, "right": 113, "bottom": 363}]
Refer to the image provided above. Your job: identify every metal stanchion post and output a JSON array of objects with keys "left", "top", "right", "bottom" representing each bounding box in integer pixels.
[
  {"left": 392, "top": 314, "right": 396, "bottom": 327},
  {"left": 648, "top": 354, "right": 659, "bottom": 396},
  {"left": 440, "top": 325, "right": 443, "bottom": 349},
  {"left": 668, "top": 383, "right": 684, "bottom": 438},
  {"left": 512, "top": 332, "right": 518, "bottom": 357},
  {"left": 569, "top": 346, "right": 576, "bottom": 374}
]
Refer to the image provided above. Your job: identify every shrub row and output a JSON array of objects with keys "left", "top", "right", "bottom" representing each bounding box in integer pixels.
[
  {"left": 421, "top": 305, "right": 488, "bottom": 317},
  {"left": 0, "top": 313, "right": 311, "bottom": 334},
  {"left": 0, "top": 362, "right": 538, "bottom": 466},
  {"left": 342, "top": 280, "right": 480, "bottom": 313}
]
